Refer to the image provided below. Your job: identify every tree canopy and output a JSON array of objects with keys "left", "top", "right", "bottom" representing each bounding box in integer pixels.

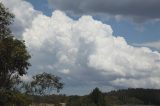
[
  {"left": 0, "top": 2, "right": 32, "bottom": 105},
  {"left": 25, "top": 72, "right": 63, "bottom": 96},
  {"left": 0, "top": 2, "right": 14, "bottom": 39},
  {"left": 0, "top": 2, "right": 31, "bottom": 90},
  {"left": 89, "top": 87, "right": 106, "bottom": 106},
  {"left": 0, "top": 36, "right": 31, "bottom": 89}
]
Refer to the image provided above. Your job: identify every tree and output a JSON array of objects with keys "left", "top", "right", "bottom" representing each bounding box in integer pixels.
[
  {"left": 0, "top": 2, "right": 14, "bottom": 39},
  {"left": 25, "top": 72, "right": 63, "bottom": 96},
  {"left": 0, "top": 2, "right": 32, "bottom": 105},
  {"left": 0, "top": 89, "right": 32, "bottom": 106},
  {"left": 0, "top": 2, "right": 31, "bottom": 106},
  {"left": 0, "top": 36, "right": 31, "bottom": 89},
  {"left": 0, "top": 2, "right": 31, "bottom": 90},
  {"left": 89, "top": 88, "right": 106, "bottom": 106}
]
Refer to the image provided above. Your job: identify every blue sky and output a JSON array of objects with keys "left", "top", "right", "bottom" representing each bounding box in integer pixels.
[{"left": 2, "top": 0, "right": 160, "bottom": 95}]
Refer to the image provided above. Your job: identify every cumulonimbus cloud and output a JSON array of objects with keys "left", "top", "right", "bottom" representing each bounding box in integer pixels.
[{"left": 2, "top": 0, "right": 160, "bottom": 95}]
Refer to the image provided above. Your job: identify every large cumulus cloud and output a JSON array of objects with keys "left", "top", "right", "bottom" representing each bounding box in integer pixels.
[{"left": 2, "top": 0, "right": 160, "bottom": 95}]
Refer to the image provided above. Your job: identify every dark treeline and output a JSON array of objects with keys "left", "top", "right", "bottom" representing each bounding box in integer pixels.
[
  {"left": 32, "top": 88, "right": 160, "bottom": 106},
  {"left": 32, "top": 88, "right": 110, "bottom": 106},
  {"left": 106, "top": 88, "right": 160, "bottom": 105}
]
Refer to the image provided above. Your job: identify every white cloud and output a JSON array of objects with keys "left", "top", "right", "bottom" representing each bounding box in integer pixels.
[
  {"left": 134, "top": 40, "right": 160, "bottom": 50},
  {"left": 1, "top": 0, "right": 40, "bottom": 38},
  {"left": 20, "top": 75, "right": 31, "bottom": 82},
  {"left": 61, "top": 69, "right": 71, "bottom": 74},
  {"left": 88, "top": 38, "right": 160, "bottom": 77},
  {"left": 2, "top": 0, "right": 160, "bottom": 95},
  {"left": 112, "top": 77, "right": 160, "bottom": 89}
]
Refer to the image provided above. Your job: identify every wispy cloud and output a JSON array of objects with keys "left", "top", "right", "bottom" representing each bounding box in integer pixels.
[{"left": 134, "top": 41, "right": 160, "bottom": 50}]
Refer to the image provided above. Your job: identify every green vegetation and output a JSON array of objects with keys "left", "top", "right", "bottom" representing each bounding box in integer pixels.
[
  {"left": 106, "top": 88, "right": 160, "bottom": 105},
  {"left": 88, "top": 88, "right": 106, "bottom": 106},
  {"left": 31, "top": 88, "right": 160, "bottom": 106},
  {"left": 23, "top": 72, "right": 64, "bottom": 96},
  {"left": 0, "top": 2, "right": 32, "bottom": 106},
  {"left": 0, "top": 2, "right": 14, "bottom": 38},
  {"left": 0, "top": 2, "right": 31, "bottom": 91},
  {"left": 31, "top": 88, "right": 108, "bottom": 106},
  {"left": 0, "top": 88, "right": 32, "bottom": 106}
]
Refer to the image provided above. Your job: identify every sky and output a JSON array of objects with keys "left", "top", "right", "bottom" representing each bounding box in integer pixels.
[{"left": 1, "top": 0, "right": 160, "bottom": 95}]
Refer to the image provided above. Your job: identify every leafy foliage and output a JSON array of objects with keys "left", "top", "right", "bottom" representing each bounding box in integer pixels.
[
  {"left": 31, "top": 88, "right": 160, "bottom": 106},
  {"left": 0, "top": 2, "right": 31, "bottom": 106},
  {"left": 0, "top": 36, "right": 31, "bottom": 89},
  {"left": 0, "top": 89, "right": 32, "bottom": 106},
  {"left": 89, "top": 88, "right": 106, "bottom": 106},
  {"left": 32, "top": 88, "right": 112, "bottom": 106},
  {"left": 0, "top": 2, "right": 14, "bottom": 39},
  {"left": 107, "top": 88, "right": 160, "bottom": 105},
  {"left": 0, "top": 2, "right": 31, "bottom": 90},
  {"left": 24, "top": 72, "right": 63, "bottom": 95}
]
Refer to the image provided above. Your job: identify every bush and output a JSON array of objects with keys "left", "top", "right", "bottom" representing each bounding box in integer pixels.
[{"left": 0, "top": 89, "right": 32, "bottom": 106}]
